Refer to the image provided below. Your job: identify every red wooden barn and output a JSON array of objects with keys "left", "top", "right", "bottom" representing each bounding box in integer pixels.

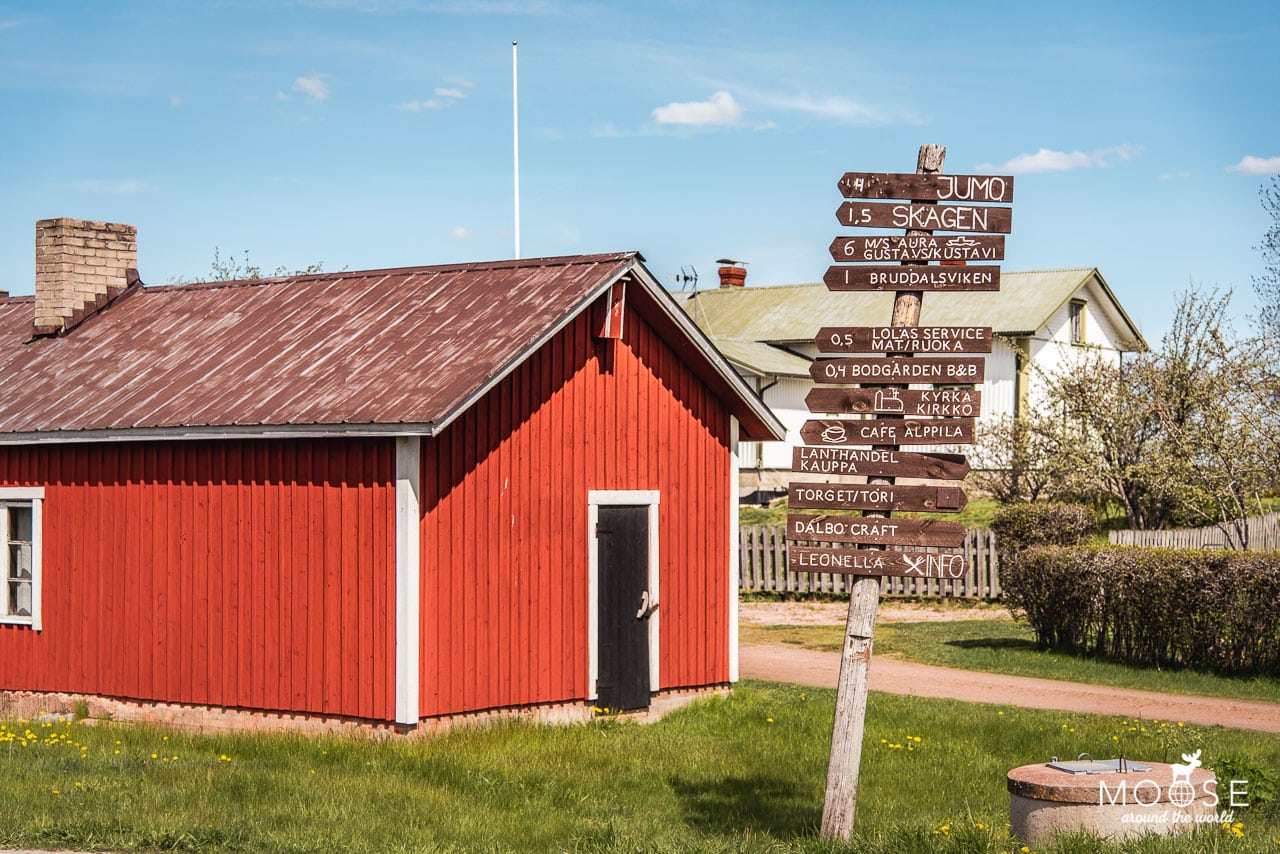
[{"left": 0, "top": 218, "right": 783, "bottom": 732}]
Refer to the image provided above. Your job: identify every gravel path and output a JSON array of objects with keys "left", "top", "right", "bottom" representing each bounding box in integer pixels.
[{"left": 740, "top": 642, "right": 1280, "bottom": 732}]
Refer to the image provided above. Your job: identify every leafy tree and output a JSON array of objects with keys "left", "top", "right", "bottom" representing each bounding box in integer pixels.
[{"left": 1254, "top": 175, "right": 1280, "bottom": 344}]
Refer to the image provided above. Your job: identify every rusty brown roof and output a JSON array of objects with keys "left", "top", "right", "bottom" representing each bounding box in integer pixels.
[{"left": 0, "top": 252, "right": 783, "bottom": 442}]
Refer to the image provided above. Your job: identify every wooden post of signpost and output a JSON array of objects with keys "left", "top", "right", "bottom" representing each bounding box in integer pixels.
[{"left": 819, "top": 143, "right": 946, "bottom": 840}]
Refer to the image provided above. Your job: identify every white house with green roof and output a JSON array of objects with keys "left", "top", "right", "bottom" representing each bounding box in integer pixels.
[{"left": 680, "top": 268, "right": 1147, "bottom": 498}]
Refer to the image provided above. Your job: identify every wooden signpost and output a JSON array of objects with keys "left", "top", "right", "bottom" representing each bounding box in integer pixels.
[{"left": 790, "top": 145, "right": 1013, "bottom": 840}]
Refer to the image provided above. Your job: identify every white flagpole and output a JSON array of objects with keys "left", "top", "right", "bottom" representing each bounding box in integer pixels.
[{"left": 512, "top": 40, "right": 521, "bottom": 260}]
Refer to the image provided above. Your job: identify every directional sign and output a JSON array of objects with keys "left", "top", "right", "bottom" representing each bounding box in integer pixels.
[
  {"left": 816, "top": 326, "right": 993, "bottom": 354},
  {"left": 801, "top": 418, "right": 974, "bottom": 446},
  {"left": 788, "top": 546, "right": 969, "bottom": 579},
  {"left": 837, "top": 201, "right": 1012, "bottom": 234},
  {"left": 811, "top": 356, "right": 984, "bottom": 385},
  {"left": 793, "top": 446, "right": 970, "bottom": 480},
  {"left": 824, "top": 265, "right": 1001, "bottom": 292},
  {"left": 837, "top": 172, "right": 1013, "bottom": 203},
  {"left": 789, "top": 482, "right": 967, "bottom": 512},
  {"left": 831, "top": 235, "right": 1005, "bottom": 263},
  {"left": 806, "top": 387, "right": 981, "bottom": 418},
  {"left": 787, "top": 514, "right": 966, "bottom": 547}
]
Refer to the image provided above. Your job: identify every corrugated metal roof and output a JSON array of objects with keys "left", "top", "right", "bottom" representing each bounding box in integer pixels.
[
  {"left": 713, "top": 339, "right": 813, "bottom": 378},
  {"left": 0, "top": 252, "right": 782, "bottom": 441},
  {"left": 680, "top": 268, "right": 1147, "bottom": 350}
]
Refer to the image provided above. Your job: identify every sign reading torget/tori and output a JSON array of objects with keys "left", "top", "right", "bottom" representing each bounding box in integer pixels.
[{"left": 788, "top": 482, "right": 967, "bottom": 513}]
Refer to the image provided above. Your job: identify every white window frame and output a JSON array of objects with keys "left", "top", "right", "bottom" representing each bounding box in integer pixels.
[
  {"left": 587, "top": 490, "right": 660, "bottom": 701},
  {"left": 0, "top": 487, "right": 44, "bottom": 631}
]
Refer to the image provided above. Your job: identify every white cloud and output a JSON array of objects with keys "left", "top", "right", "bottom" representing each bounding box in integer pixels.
[
  {"left": 434, "top": 87, "right": 467, "bottom": 99},
  {"left": 1159, "top": 170, "right": 1191, "bottom": 181},
  {"left": 652, "top": 91, "right": 742, "bottom": 127},
  {"left": 985, "top": 145, "right": 1142, "bottom": 175},
  {"left": 1227, "top": 155, "right": 1280, "bottom": 175},
  {"left": 448, "top": 226, "right": 473, "bottom": 240},
  {"left": 397, "top": 78, "right": 472, "bottom": 112},
  {"left": 756, "top": 93, "right": 886, "bottom": 125},
  {"left": 72, "top": 179, "right": 146, "bottom": 195},
  {"left": 397, "top": 99, "right": 444, "bottom": 111},
  {"left": 169, "top": 96, "right": 184, "bottom": 108},
  {"left": 292, "top": 75, "right": 331, "bottom": 102}
]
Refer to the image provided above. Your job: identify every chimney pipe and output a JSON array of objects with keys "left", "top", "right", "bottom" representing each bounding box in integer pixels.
[
  {"left": 716, "top": 258, "right": 746, "bottom": 288},
  {"left": 33, "top": 218, "right": 137, "bottom": 336}
]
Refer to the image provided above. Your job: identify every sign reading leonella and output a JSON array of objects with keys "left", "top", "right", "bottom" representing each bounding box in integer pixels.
[
  {"left": 816, "top": 326, "right": 993, "bottom": 354},
  {"left": 824, "top": 265, "right": 1000, "bottom": 292},
  {"left": 787, "top": 513, "right": 966, "bottom": 547},
  {"left": 788, "top": 546, "right": 968, "bottom": 579},
  {"left": 800, "top": 418, "right": 975, "bottom": 446},
  {"left": 806, "top": 387, "right": 981, "bottom": 418},
  {"left": 789, "top": 482, "right": 967, "bottom": 512},
  {"left": 837, "top": 201, "right": 1012, "bottom": 234},
  {"left": 811, "top": 356, "right": 984, "bottom": 384},
  {"left": 792, "top": 446, "right": 970, "bottom": 480},
  {"left": 837, "top": 172, "right": 1013, "bottom": 203},
  {"left": 831, "top": 235, "right": 1005, "bottom": 263}
]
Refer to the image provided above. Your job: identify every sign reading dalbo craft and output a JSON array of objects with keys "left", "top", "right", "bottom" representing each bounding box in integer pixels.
[{"left": 786, "top": 513, "right": 966, "bottom": 547}]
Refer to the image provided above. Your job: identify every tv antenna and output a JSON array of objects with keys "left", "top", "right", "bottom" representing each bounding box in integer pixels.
[{"left": 675, "top": 266, "right": 698, "bottom": 291}]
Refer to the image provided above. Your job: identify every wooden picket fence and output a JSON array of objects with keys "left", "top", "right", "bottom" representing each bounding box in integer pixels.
[
  {"left": 1107, "top": 512, "right": 1280, "bottom": 551},
  {"left": 738, "top": 525, "right": 1001, "bottom": 599}
]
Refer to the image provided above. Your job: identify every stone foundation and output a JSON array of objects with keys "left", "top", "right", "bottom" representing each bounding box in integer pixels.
[{"left": 0, "top": 684, "right": 730, "bottom": 739}]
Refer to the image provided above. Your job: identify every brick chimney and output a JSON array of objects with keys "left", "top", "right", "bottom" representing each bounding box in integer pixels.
[
  {"left": 33, "top": 218, "right": 138, "bottom": 337},
  {"left": 716, "top": 258, "right": 746, "bottom": 288}
]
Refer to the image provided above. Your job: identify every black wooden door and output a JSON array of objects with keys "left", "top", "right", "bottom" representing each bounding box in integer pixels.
[{"left": 596, "top": 506, "right": 651, "bottom": 712}]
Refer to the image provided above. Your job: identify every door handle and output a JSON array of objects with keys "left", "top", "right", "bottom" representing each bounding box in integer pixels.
[{"left": 636, "top": 590, "right": 657, "bottom": 619}]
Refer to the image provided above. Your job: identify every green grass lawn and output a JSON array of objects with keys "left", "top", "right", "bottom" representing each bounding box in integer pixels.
[
  {"left": 0, "top": 684, "right": 1277, "bottom": 853},
  {"left": 740, "top": 619, "right": 1280, "bottom": 704}
]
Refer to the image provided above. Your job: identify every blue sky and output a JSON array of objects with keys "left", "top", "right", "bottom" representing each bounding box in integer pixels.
[{"left": 2, "top": 0, "right": 1277, "bottom": 343}]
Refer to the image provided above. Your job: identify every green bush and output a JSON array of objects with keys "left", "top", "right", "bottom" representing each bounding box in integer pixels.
[
  {"left": 988, "top": 502, "right": 1097, "bottom": 553},
  {"left": 1002, "top": 545, "right": 1280, "bottom": 675}
]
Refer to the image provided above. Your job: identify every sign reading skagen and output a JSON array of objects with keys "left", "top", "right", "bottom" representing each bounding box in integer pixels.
[
  {"left": 836, "top": 201, "right": 1012, "bottom": 234},
  {"left": 792, "top": 446, "right": 971, "bottom": 480},
  {"left": 806, "top": 387, "right": 981, "bottom": 418},
  {"left": 824, "top": 265, "right": 1001, "bottom": 292},
  {"left": 817, "top": 326, "right": 993, "bottom": 354},
  {"left": 788, "top": 546, "right": 968, "bottom": 579},
  {"left": 787, "top": 513, "right": 966, "bottom": 547},
  {"left": 837, "top": 172, "right": 1014, "bottom": 203},
  {"left": 830, "top": 234, "right": 1005, "bottom": 263},
  {"left": 811, "top": 356, "right": 984, "bottom": 384},
  {"left": 788, "top": 482, "right": 967, "bottom": 512},
  {"left": 801, "top": 418, "right": 975, "bottom": 446}
]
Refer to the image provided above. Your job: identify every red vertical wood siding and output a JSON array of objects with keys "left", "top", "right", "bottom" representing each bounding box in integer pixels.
[
  {"left": 419, "top": 304, "right": 732, "bottom": 717},
  {"left": 0, "top": 437, "right": 396, "bottom": 721}
]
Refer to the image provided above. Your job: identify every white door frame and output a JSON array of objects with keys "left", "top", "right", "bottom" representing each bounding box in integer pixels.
[{"left": 587, "top": 490, "right": 660, "bottom": 700}]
